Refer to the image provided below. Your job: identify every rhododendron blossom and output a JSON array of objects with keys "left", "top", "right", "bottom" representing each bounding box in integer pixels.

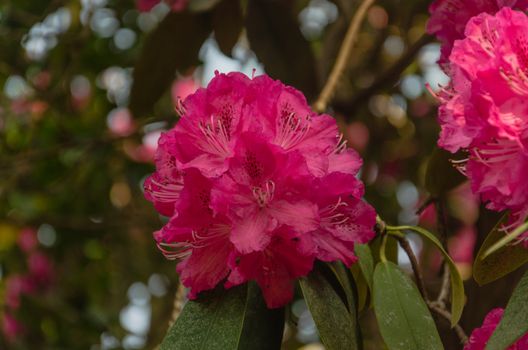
[
  {"left": 144, "top": 72, "right": 376, "bottom": 308},
  {"left": 434, "top": 8, "right": 528, "bottom": 244},
  {"left": 464, "top": 308, "right": 528, "bottom": 349},
  {"left": 426, "top": 0, "right": 528, "bottom": 67}
]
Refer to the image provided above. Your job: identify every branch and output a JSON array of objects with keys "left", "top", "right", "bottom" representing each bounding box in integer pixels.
[
  {"left": 314, "top": 0, "right": 376, "bottom": 113},
  {"left": 396, "top": 236, "right": 429, "bottom": 300},
  {"left": 428, "top": 302, "right": 469, "bottom": 345},
  {"left": 333, "top": 33, "right": 434, "bottom": 119},
  {"left": 167, "top": 282, "right": 186, "bottom": 329}
]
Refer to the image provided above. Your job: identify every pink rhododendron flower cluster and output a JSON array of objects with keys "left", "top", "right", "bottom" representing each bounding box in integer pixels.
[
  {"left": 434, "top": 8, "right": 528, "bottom": 244},
  {"left": 137, "top": 0, "right": 187, "bottom": 12},
  {"left": 1, "top": 228, "right": 54, "bottom": 342},
  {"left": 426, "top": 0, "right": 528, "bottom": 68},
  {"left": 464, "top": 308, "right": 528, "bottom": 349},
  {"left": 144, "top": 72, "right": 376, "bottom": 308}
]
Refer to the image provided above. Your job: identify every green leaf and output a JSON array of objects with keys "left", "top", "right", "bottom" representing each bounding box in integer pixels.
[
  {"left": 300, "top": 264, "right": 360, "bottom": 350},
  {"left": 483, "top": 220, "right": 528, "bottom": 258},
  {"left": 129, "top": 12, "right": 211, "bottom": 118},
  {"left": 245, "top": 0, "right": 318, "bottom": 100},
  {"left": 486, "top": 270, "right": 528, "bottom": 350},
  {"left": 373, "top": 261, "right": 443, "bottom": 350},
  {"left": 355, "top": 243, "right": 374, "bottom": 290},
  {"left": 189, "top": 0, "right": 223, "bottom": 12},
  {"left": 160, "top": 283, "right": 284, "bottom": 350},
  {"left": 330, "top": 261, "right": 359, "bottom": 315},
  {"left": 388, "top": 225, "right": 465, "bottom": 325},
  {"left": 425, "top": 148, "right": 466, "bottom": 197},
  {"left": 474, "top": 214, "right": 528, "bottom": 285},
  {"left": 212, "top": 0, "right": 243, "bottom": 56}
]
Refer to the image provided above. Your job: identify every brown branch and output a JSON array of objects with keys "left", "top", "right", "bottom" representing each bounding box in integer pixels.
[
  {"left": 167, "top": 282, "right": 186, "bottom": 329},
  {"left": 396, "top": 236, "right": 429, "bottom": 300},
  {"left": 314, "top": 0, "right": 376, "bottom": 113},
  {"left": 428, "top": 302, "right": 469, "bottom": 345},
  {"left": 416, "top": 196, "right": 436, "bottom": 215}
]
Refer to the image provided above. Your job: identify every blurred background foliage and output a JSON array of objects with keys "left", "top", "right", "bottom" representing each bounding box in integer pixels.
[{"left": 0, "top": 0, "right": 522, "bottom": 349}]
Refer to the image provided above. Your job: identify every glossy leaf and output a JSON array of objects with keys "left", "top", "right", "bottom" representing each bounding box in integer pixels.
[
  {"left": 389, "top": 225, "right": 465, "bottom": 325},
  {"left": 330, "top": 261, "right": 359, "bottom": 315},
  {"left": 245, "top": 0, "right": 318, "bottom": 100},
  {"left": 300, "top": 264, "right": 359, "bottom": 350},
  {"left": 373, "top": 261, "right": 443, "bottom": 350},
  {"left": 425, "top": 148, "right": 467, "bottom": 197},
  {"left": 486, "top": 270, "right": 528, "bottom": 350},
  {"left": 355, "top": 243, "right": 374, "bottom": 290},
  {"left": 130, "top": 12, "right": 211, "bottom": 117},
  {"left": 474, "top": 214, "right": 528, "bottom": 285},
  {"left": 160, "top": 283, "right": 284, "bottom": 350},
  {"left": 212, "top": 0, "right": 243, "bottom": 56}
]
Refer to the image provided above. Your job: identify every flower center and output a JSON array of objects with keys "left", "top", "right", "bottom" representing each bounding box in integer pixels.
[{"left": 252, "top": 180, "right": 275, "bottom": 207}]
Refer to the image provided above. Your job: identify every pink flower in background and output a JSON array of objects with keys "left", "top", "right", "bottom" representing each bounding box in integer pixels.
[
  {"left": 107, "top": 108, "right": 135, "bottom": 137},
  {"left": 449, "top": 226, "right": 477, "bottom": 264},
  {"left": 464, "top": 308, "right": 528, "bottom": 349},
  {"left": 137, "top": 0, "right": 187, "bottom": 12},
  {"left": 171, "top": 77, "right": 200, "bottom": 109},
  {"left": 434, "top": 8, "right": 528, "bottom": 244},
  {"left": 144, "top": 72, "right": 376, "bottom": 307},
  {"left": 5, "top": 275, "right": 35, "bottom": 309},
  {"left": 2, "top": 313, "right": 24, "bottom": 342},
  {"left": 426, "top": 0, "right": 528, "bottom": 68},
  {"left": 28, "top": 252, "right": 54, "bottom": 287},
  {"left": 17, "top": 228, "right": 38, "bottom": 253}
]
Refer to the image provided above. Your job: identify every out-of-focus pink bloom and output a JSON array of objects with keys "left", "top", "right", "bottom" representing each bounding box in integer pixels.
[
  {"left": 5, "top": 275, "right": 34, "bottom": 310},
  {"left": 345, "top": 121, "right": 370, "bottom": 153},
  {"left": 107, "top": 108, "right": 136, "bottom": 137},
  {"left": 464, "top": 308, "right": 528, "bottom": 349},
  {"left": 144, "top": 72, "right": 376, "bottom": 308},
  {"left": 28, "top": 252, "right": 54, "bottom": 287},
  {"left": 171, "top": 77, "right": 200, "bottom": 109},
  {"left": 434, "top": 8, "right": 528, "bottom": 244},
  {"left": 426, "top": 0, "right": 528, "bottom": 68},
  {"left": 137, "top": 0, "right": 187, "bottom": 12},
  {"left": 17, "top": 228, "right": 38, "bottom": 253},
  {"left": 2, "top": 313, "right": 24, "bottom": 342},
  {"left": 450, "top": 182, "right": 480, "bottom": 225},
  {"left": 449, "top": 226, "right": 477, "bottom": 264}
]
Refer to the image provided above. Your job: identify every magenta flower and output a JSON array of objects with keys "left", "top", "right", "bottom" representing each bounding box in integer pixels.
[
  {"left": 2, "top": 313, "right": 24, "bottom": 342},
  {"left": 426, "top": 0, "right": 528, "bottom": 68},
  {"left": 434, "top": 8, "right": 528, "bottom": 244},
  {"left": 464, "top": 308, "right": 528, "bottom": 349},
  {"left": 4, "top": 275, "right": 35, "bottom": 310},
  {"left": 144, "top": 72, "right": 376, "bottom": 308}
]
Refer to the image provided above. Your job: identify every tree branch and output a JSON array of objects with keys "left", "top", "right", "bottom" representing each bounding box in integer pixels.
[{"left": 314, "top": 0, "right": 376, "bottom": 113}]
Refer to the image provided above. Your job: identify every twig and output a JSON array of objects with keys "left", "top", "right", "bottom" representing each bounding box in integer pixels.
[
  {"left": 435, "top": 200, "right": 451, "bottom": 306},
  {"left": 333, "top": 33, "right": 434, "bottom": 119},
  {"left": 436, "top": 268, "right": 450, "bottom": 305},
  {"left": 396, "top": 236, "right": 429, "bottom": 300},
  {"left": 313, "top": 0, "right": 376, "bottom": 113},
  {"left": 167, "top": 282, "right": 186, "bottom": 329},
  {"left": 428, "top": 302, "right": 468, "bottom": 345},
  {"left": 416, "top": 196, "right": 435, "bottom": 215}
]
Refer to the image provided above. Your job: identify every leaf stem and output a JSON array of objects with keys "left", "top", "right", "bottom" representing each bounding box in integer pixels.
[{"left": 313, "top": 0, "right": 376, "bottom": 113}]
